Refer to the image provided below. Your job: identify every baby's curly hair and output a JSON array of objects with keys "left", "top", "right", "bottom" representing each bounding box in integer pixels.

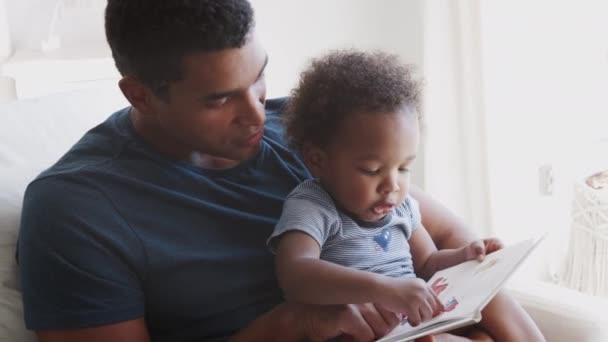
[{"left": 284, "top": 50, "right": 421, "bottom": 152}]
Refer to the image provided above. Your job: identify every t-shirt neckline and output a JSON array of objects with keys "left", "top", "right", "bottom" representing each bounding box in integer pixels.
[{"left": 115, "top": 107, "right": 267, "bottom": 177}]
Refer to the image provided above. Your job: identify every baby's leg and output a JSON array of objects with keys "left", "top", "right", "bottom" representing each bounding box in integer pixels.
[
  {"left": 475, "top": 291, "right": 544, "bottom": 341},
  {"left": 421, "top": 290, "right": 544, "bottom": 342},
  {"left": 434, "top": 327, "right": 492, "bottom": 342},
  {"left": 433, "top": 291, "right": 544, "bottom": 341}
]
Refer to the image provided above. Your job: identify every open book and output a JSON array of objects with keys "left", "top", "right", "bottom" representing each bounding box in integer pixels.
[{"left": 376, "top": 236, "right": 544, "bottom": 342}]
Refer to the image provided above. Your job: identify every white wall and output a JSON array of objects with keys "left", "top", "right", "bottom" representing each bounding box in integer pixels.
[
  {"left": 5, "top": 0, "right": 106, "bottom": 50},
  {"left": 3, "top": 0, "right": 426, "bottom": 183},
  {"left": 0, "top": 0, "right": 10, "bottom": 60},
  {"left": 480, "top": 0, "right": 608, "bottom": 280},
  {"left": 252, "top": 0, "right": 423, "bottom": 97},
  {"left": 5, "top": 0, "right": 424, "bottom": 95},
  {"left": 0, "top": 0, "right": 14, "bottom": 100}
]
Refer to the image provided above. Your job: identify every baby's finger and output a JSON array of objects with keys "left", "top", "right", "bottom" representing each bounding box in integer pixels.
[
  {"left": 464, "top": 240, "right": 483, "bottom": 261},
  {"left": 419, "top": 303, "right": 433, "bottom": 323},
  {"left": 427, "top": 286, "right": 445, "bottom": 315},
  {"left": 485, "top": 238, "right": 504, "bottom": 253},
  {"left": 407, "top": 310, "right": 422, "bottom": 327},
  {"left": 472, "top": 240, "right": 486, "bottom": 261}
]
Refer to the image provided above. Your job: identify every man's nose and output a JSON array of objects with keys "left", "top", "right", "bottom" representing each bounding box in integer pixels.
[{"left": 238, "top": 89, "right": 265, "bottom": 127}]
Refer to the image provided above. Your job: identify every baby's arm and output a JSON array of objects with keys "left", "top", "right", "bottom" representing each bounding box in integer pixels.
[
  {"left": 274, "top": 231, "right": 443, "bottom": 325},
  {"left": 410, "top": 226, "right": 503, "bottom": 280},
  {"left": 275, "top": 230, "right": 383, "bottom": 304}
]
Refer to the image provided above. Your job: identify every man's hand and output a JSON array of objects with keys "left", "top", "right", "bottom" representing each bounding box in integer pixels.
[
  {"left": 297, "top": 302, "right": 401, "bottom": 342},
  {"left": 373, "top": 277, "right": 444, "bottom": 327},
  {"left": 463, "top": 238, "right": 504, "bottom": 262}
]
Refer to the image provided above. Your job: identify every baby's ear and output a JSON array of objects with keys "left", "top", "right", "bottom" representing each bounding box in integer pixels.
[{"left": 302, "top": 143, "right": 326, "bottom": 177}]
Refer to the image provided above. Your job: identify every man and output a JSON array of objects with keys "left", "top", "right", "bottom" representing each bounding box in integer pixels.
[{"left": 17, "top": 1, "right": 544, "bottom": 341}]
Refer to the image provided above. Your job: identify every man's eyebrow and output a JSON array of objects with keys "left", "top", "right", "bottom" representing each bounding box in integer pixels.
[
  {"left": 256, "top": 55, "right": 269, "bottom": 80},
  {"left": 203, "top": 55, "right": 269, "bottom": 101}
]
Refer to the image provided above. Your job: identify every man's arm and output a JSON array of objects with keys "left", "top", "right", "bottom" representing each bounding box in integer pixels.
[
  {"left": 19, "top": 178, "right": 147, "bottom": 338},
  {"left": 410, "top": 186, "right": 545, "bottom": 341},
  {"left": 229, "top": 301, "right": 402, "bottom": 342},
  {"left": 37, "top": 319, "right": 150, "bottom": 342},
  {"left": 35, "top": 304, "right": 380, "bottom": 342},
  {"left": 409, "top": 186, "right": 476, "bottom": 249}
]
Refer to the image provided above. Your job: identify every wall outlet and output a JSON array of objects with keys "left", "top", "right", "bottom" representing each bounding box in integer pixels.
[{"left": 538, "top": 164, "right": 554, "bottom": 196}]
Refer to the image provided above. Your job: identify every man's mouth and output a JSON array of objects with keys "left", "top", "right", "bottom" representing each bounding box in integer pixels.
[{"left": 243, "top": 129, "right": 263, "bottom": 146}]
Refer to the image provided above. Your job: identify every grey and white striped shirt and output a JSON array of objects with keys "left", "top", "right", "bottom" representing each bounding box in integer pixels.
[{"left": 269, "top": 179, "right": 422, "bottom": 278}]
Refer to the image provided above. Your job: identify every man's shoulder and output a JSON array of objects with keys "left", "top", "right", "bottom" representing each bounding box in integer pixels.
[
  {"left": 265, "top": 97, "right": 288, "bottom": 114},
  {"left": 263, "top": 97, "right": 288, "bottom": 140},
  {"left": 23, "top": 170, "right": 109, "bottom": 217},
  {"left": 23, "top": 108, "right": 137, "bottom": 215},
  {"left": 36, "top": 108, "right": 133, "bottom": 180}
]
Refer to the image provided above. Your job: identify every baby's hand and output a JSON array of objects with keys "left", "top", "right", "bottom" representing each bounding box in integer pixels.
[
  {"left": 463, "top": 238, "right": 504, "bottom": 262},
  {"left": 376, "top": 277, "right": 445, "bottom": 327}
]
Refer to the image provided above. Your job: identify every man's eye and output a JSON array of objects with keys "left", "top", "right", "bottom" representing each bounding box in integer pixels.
[{"left": 206, "top": 97, "right": 228, "bottom": 108}]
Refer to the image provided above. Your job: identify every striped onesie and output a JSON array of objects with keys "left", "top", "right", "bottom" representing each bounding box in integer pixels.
[{"left": 269, "top": 179, "right": 422, "bottom": 278}]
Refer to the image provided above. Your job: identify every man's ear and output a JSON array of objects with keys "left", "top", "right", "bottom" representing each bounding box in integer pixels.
[
  {"left": 118, "top": 76, "right": 157, "bottom": 114},
  {"left": 302, "top": 143, "right": 326, "bottom": 177}
]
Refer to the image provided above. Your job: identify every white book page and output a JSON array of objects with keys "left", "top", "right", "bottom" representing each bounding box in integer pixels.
[{"left": 376, "top": 237, "right": 543, "bottom": 342}]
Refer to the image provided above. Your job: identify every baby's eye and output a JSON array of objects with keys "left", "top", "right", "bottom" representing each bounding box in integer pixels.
[
  {"left": 359, "top": 168, "right": 380, "bottom": 175},
  {"left": 398, "top": 167, "right": 410, "bottom": 173}
]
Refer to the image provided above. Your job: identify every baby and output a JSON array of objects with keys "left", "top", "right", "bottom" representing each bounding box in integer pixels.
[{"left": 268, "top": 50, "right": 502, "bottom": 338}]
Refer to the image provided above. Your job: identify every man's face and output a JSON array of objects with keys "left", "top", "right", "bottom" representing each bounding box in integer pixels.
[
  {"left": 316, "top": 110, "right": 419, "bottom": 222},
  {"left": 146, "top": 34, "right": 268, "bottom": 164}
]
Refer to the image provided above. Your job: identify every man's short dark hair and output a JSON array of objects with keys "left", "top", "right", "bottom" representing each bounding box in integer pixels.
[
  {"left": 105, "top": 0, "right": 254, "bottom": 96},
  {"left": 284, "top": 50, "right": 421, "bottom": 152}
]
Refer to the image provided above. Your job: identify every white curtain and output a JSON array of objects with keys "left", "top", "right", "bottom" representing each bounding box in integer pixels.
[{"left": 421, "top": 0, "right": 492, "bottom": 237}]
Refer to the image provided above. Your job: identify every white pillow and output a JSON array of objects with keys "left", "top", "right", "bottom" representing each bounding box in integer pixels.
[
  {"left": 0, "top": 85, "right": 128, "bottom": 340},
  {"left": 509, "top": 280, "right": 608, "bottom": 342},
  {"left": 0, "top": 287, "right": 35, "bottom": 342}
]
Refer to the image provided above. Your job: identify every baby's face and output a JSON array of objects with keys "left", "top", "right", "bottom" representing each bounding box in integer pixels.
[{"left": 315, "top": 108, "right": 419, "bottom": 222}]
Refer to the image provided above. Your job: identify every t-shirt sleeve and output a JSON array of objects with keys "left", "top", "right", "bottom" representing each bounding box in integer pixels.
[
  {"left": 17, "top": 175, "right": 147, "bottom": 330},
  {"left": 267, "top": 184, "right": 339, "bottom": 251},
  {"left": 398, "top": 195, "right": 423, "bottom": 240}
]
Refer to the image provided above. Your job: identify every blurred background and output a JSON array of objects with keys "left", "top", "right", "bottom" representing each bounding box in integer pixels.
[{"left": 1, "top": 1, "right": 607, "bottom": 339}]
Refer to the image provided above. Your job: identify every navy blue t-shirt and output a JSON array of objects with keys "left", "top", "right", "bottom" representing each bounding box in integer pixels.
[{"left": 17, "top": 98, "right": 311, "bottom": 341}]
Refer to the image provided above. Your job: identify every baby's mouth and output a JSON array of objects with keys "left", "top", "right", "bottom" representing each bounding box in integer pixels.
[{"left": 372, "top": 203, "right": 396, "bottom": 215}]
